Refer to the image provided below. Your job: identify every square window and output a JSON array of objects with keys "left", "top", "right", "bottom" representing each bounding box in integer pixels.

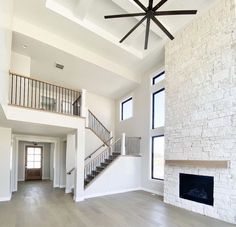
[
  {"left": 27, "top": 148, "right": 34, "bottom": 155},
  {"left": 121, "top": 97, "right": 133, "bottom": 121},
  {"left": 34, "top": 155, "right": 41, "bottom": 162},
  {"left": 27, "top": 155, "right": 34, "bottom": 162},
  {"left": 34, "top": 162, "right": 41, "bottom": 168},
  {"left": 152, "top": 135, "right": 165, "bottom": 180},
  {"left": 27, "top": 162, "right": 34, "bottom": 169}
]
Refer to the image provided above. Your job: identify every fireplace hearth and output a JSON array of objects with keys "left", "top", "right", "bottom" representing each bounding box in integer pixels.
[{"left": 179, "top": 173, "right": 214, "bottom": 206}]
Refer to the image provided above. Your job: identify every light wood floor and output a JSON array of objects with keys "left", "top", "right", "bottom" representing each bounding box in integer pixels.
[{"left": 0, "top": 181, "right": 234, "bottom": 227}]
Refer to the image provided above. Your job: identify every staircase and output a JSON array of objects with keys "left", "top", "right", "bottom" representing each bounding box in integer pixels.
[
  {"left": 87, "top": 109, "right": 111, "bottom": 145},
  {"left": 84, "top": 138, "right": 121, "bottom": 187},
  {"left": 85, "top": 108, "right": 141, "bottom": 188}
]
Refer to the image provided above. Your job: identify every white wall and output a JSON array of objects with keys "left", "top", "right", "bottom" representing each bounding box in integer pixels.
[
  {"left": 85, "top": 156, "right": 141, "bottom": 198},
  {"left": 85, "top": 129, "right": 104, "bottom": 158},
  {"left": 66, "top": 134, "right": 76, "bottom": 193},
  {"left": 0, "top": 0, "right": 13, "bottom": 104},
  {"left": 50, "top": 143, "right": 54, "bottom": 181},
  {"left": 42, "top": 143, "right": 51, "bottom": 179},
  {"left": 86, "top": 91, "right": 115, "bottom": 132},
  {"left": 17, "top": 141, "right": 51, "bottom": 181},
  {"left": 0, "top": 127, "right": 12, "bottom": 201},
  {"left": 10, "top": 52, "right": 31, "bottom": 76},
  {"left": 115, "top": 65, "right": 165, "bottom": 195},
  {"left": 59, "top": 140, "right": 66, "bottom": 187},
  {"left": 85, "top": 91, "right": 115, "bottom": 157}
]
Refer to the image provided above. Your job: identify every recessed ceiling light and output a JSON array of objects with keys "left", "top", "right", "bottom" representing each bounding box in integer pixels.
[{"left": 22, "top": 45, "right": 27, "bottom": 49}]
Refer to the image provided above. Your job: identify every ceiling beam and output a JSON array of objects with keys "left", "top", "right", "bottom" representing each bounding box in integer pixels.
[{"left": 74, "top": 0, "right": 94, "bottom": 20}]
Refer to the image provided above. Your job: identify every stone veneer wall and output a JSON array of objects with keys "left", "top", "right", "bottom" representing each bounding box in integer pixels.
[{"left": 164, "top": 0, "right": 236, "bottom": 224}]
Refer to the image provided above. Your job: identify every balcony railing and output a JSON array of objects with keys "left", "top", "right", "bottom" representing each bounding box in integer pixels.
[
  {"left": 9, "top": 72, "right": 82, "bottom": 116},
  {"left": 125, "top": 137, "right": 141, "bottom": 156}
]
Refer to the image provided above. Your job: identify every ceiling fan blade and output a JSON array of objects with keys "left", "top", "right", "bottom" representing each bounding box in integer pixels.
[
  {"left": 151, "top": 16, "right": 174, "bottom": 40},
  {"left": 104, "top": 13, "right": 146, "bottom": 19},
  {"left": 144, "top": 17, "right": 151, "bottom": 50},
  {"left": 155, "top": 10, "right": 197, "bottom": 16},
  {"left": 148, "top": 0, "right": 154, "bottom": 9},
  {"left": 153, "top": 0, "right": 168, "bottom": 11},
  {"left": 120, "top": 15, "right": 147, "bottom": 43},
  {"left": 133, "top": 0, "right": 147, "bottom": 12}
]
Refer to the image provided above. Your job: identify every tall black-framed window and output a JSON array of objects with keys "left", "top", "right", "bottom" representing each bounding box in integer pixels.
[
  {"left": 151, "top": 135, "right": 165, "bottom": 180},
  {"left": 121, "top": 97, "right": 133, "bottom": 121},
  {"left": 152, "top": 88, "right": 165, "bottom": 129},
  {"left": 152, "top": 71, "right": 165, "bottom": 85}
]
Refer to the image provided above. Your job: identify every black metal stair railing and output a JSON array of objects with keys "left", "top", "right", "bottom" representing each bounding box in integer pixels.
[
  {"left": 88, "top": 109, "right": 111, "bottom": 144},
  {"left": 84, "top": 138, "right": 121, "bottom": 181},
  {"left": 9, "top": 72, "right": 81, "bottom": 116}
]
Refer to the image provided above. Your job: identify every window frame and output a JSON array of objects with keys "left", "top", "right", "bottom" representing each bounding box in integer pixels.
[
  {"left": 152, "top": 88, "right": 165, "bottom": 129},
  {"left": 151, "top": 135, "right": 165, "bottom": 181},
  {"left": 152, "top": 71, "right": 165, "bottom": 85},
  {"left": 121, "top": 97, "right": 133, "bottom": 121}
]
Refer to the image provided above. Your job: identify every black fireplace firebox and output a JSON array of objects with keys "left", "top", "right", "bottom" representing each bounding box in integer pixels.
[{"left": 179, "top": 173, "right": 214, "bottom": 206}]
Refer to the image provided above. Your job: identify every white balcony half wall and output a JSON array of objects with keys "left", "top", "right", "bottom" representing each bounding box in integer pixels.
[{"left": 1, "top": 104, "right": 85, "bottom": 130}]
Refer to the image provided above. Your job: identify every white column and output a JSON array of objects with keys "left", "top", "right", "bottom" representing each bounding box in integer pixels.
[
  {"left": 80, "top": 89, "right": 87, "bottom": 118},
  {"left": 121, "top": 133, "right": 126, "bottom": 156},
  {"left": 11, "top": 137, "right": 18, "bottom": 192},
  {"left": 65, "top": 134, "right": 76, "bottom": 193},
  {"left": 74, "top": 126, "right": 85, "bottom": 202},
  {"left": 0, "top": 127, "right": 12, "bottom": 201}
]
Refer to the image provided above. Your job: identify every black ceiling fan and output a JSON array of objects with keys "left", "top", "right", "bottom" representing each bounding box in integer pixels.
[{"left": 104, "top": 0, "right": 197, "bottom": 50}]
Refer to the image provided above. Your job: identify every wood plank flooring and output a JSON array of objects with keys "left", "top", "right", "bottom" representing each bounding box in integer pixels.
[{"left": 0, "top": 181, "right": 234, "bottom": 227}]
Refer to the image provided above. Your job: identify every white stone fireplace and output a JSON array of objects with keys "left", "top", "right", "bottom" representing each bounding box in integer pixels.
[{"left": 164, "top": 0, "right": 236, "bottom": 224}]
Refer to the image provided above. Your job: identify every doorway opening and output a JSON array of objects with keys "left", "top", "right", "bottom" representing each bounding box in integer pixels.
[{"left": 25, "top": 146, "right": 43, "bottom": 180}]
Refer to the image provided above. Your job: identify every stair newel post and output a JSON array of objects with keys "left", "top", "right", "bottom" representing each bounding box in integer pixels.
[
  {"left": 121, "top": 133, "right": 126, "bottom": 156},
  {"left": 80, "top": 89, "right": 87, "bottom": 118}
]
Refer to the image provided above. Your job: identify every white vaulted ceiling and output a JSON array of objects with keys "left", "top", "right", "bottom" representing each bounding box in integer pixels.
[{"left": 12, "top": 0, "right": 217, "bottom": 98}]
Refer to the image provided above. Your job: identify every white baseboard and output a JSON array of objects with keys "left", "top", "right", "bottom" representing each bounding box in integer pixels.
[
  {"left": 84, "top": 187, "right": 142, "bottom": 199},
  {"left": 0, "top": 195, "right": 11, "bottom": 202},
  {"left": 74, "top": 196, "right": 85, "bottom": 202},
  {"left": 65, "top": 189, "right": 72, "bottom": 194},
  {"left": 140, "top": 187, "right": 164, "bottom": 196},
  {"left": 18, "top": 179, "right": 25, "bottom": 182},
  {"left": 60, "top": 185, "right": 66, "bottom": 188},
  {"left": 42, "top": 177, "right": 50, "bottom": 180}
]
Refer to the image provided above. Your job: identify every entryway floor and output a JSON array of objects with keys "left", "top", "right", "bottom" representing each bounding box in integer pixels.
[{"left": 0, "top": 181, "right": 234, "bottom": 227}]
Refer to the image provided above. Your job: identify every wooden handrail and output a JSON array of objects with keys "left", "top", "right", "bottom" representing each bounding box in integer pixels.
[
  {"left": 85, "top": 137, "right": 113, "bottom": 161},
  {"left": 9, "top": 71, "right": 82, "bottom": 93}
]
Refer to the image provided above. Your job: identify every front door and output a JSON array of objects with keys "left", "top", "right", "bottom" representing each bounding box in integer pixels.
[{"left": 25, "top": 146, "right": 42, "bottom": 180}]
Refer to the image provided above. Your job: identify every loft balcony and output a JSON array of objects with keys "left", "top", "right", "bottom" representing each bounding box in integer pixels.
[{"left": 9, "top": 72, "right": 82, "bottom": 117}]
